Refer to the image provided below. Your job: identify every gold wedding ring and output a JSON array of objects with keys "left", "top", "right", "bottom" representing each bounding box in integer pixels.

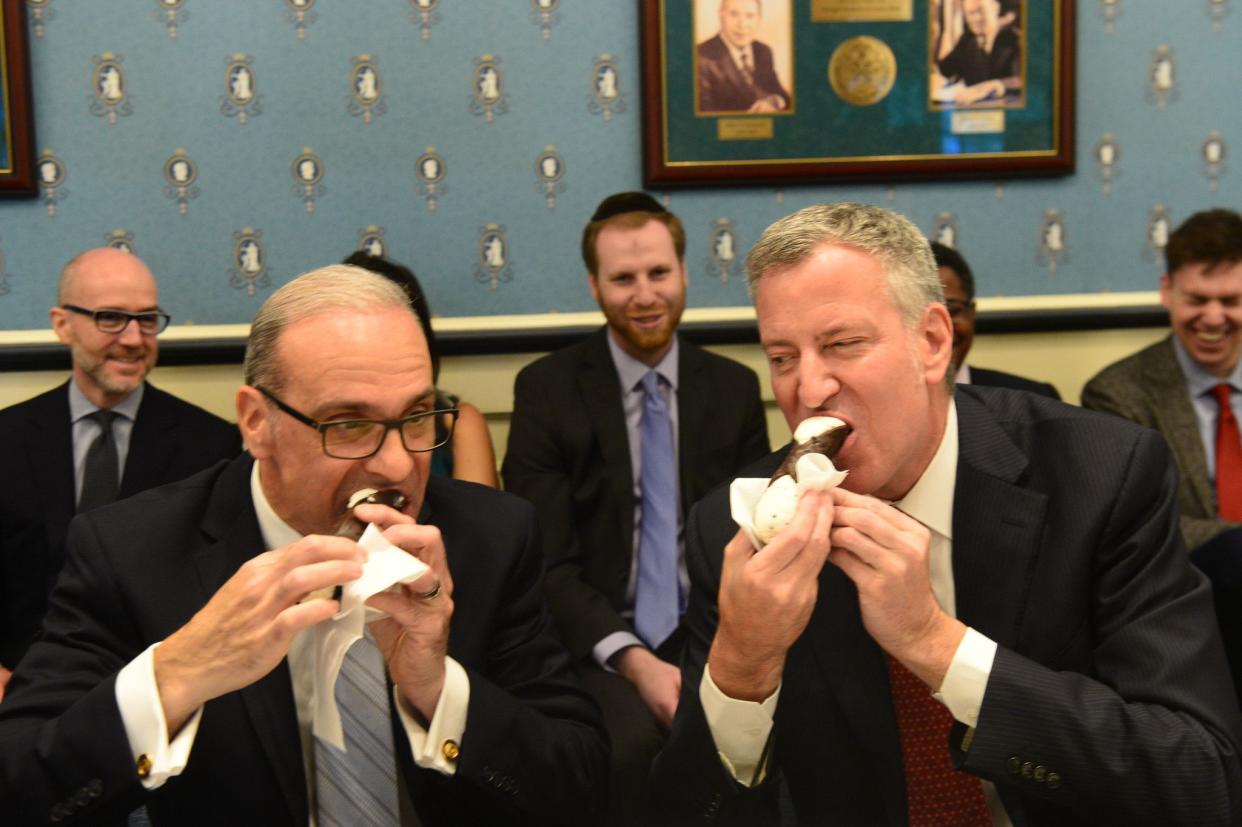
[{"left": 416, "top": 578, "right": 442, "bottom": 601}]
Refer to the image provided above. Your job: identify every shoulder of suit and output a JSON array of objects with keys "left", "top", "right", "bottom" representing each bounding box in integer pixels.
[
  {"left": 683, "top": 341, "right": 760, "bottom": 382},
  {"left": 425, "top": 475, "right": 533, "bottom": 528},
  {"left": 1084, "top": 336, "right": 1177, "bottom": 390},
  {"left": 140, "top": 383, "right": 238, "bottom": 432},
  {"left": 516, "top": 331, "right": 608, "bottom": 379},
  {"left": 0, "top": 381, "right": 68, "bottom": 422}
]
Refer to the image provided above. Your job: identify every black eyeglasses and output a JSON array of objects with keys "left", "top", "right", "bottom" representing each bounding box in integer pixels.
[
  {"left": 944, "top": 299, "right": 975, "bottom": 320},
  {"left": 62, "top": 304, "right": 171, "bottom": 335},
  {"left": 255, "top": 386, "right": 458, "bottom": 460}
]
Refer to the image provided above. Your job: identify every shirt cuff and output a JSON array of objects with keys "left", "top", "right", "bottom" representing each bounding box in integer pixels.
[
  {"left": 700, "top": 663, "right": 780, "bottom": 788},
  {"left": 933, "top": 626, "right": 996, "bottom": 728},
  {"left": 114, "top": 643, "right": 203, "bottom": 789},
  {"left": 395, "top": 656, "right": 469, "bottom": 776},
  {"left": 594, "top": 631, "right": 645, "bottom": 672}
]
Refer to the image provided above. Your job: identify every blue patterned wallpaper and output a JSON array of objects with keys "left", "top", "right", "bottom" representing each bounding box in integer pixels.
[{"left": 0, "top": 0, "right": 1238, "bottom": 332}]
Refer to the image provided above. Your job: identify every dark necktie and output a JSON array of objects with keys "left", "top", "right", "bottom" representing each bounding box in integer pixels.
[
  {"left": 1212, "top": 384, "right": 1242, "bottom": 521},
  {"left": 315, "top": 629, "right": 400, "bottom": 825},
  {"left": 634, "top": 371, "right": 680, "bottom": 649},
  {"left": 739, "top": 50, "right": 756, "bottom": 89},
  {"left": 78, "top": 410, "right": 120, "bottom": 512},
  {"left": 885, "top": 655, "right": 991, "bottom": 827}
]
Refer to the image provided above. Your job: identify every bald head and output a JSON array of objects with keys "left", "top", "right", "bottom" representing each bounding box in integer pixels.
[{"left": 58, "top": 247, "right": 158, "bottom": 306}]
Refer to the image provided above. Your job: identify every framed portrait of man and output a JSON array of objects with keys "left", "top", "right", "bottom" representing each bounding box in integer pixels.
[
  {"left": 0, "top": 0, "right": 36, "bottom": 195},
  {"left": 929, "top": 0, "right": 1026, "bottom": 110},
  {"left": 694, "top": 0, "right": 794, "bottom": 116}
]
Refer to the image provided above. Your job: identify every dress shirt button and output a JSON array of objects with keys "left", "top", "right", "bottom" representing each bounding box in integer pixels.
[
  {"left": 1006, "top": 756, "right": 1021, "bottom": 775},
  {"left": 1033, "top": 765, "right": 1047, "bottom": 783},
  {"left": 441, "top": 740, "right": 460, "bottom": 763},
  {"left": 135, "top": 753, "right": 152, "bottom": 779},
  {"left": 1021, "top": 761, "right": 1034, "bottom": 778},
  {"left": 1047, "top": 772, "right": 1062, "bottom": 789}
]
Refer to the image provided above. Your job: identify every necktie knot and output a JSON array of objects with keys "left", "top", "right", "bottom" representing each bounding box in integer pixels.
[
  {"left": 641, "top": 371, "right": 667, "bottom": 410},
  {"left": 1213, "top": 383, "right": 1234, "bottom": 408},
  {"left": 88, "top": 409, "right": 119, "bottom": 430}
]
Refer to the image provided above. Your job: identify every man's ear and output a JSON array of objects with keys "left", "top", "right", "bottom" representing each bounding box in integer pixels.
[
  {"left": 236, "top": 385, "right": 274, "bottom": 459},
  {"left": 921, "top": 303, "right": 954, "bottom": 385},
  {"left": 49, "top": 306, "right": 73, "bottom": 346},
  {"left": 587, "top": 271, "right": 601, "bottom": 304}
]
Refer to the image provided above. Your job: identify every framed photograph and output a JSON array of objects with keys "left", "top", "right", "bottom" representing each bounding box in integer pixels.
[
  {"left": 0, "top": 0, "right": 35, "bottom": 195},
  {"left": 641, "top": 0, "right": 1075, "bottom": 187}
]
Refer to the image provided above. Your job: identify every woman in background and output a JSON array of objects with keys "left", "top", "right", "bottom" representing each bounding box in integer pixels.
[{"left": 344, "top": 252, "right": 500, "bottom": 487}]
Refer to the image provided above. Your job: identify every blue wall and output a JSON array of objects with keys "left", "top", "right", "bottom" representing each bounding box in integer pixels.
[{"left": 0, "top": 1, "right": 1238, "bottom": 331}]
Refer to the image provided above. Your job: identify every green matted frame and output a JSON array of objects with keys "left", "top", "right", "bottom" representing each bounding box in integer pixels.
[
  {"left": 0, "top": 0, "right": 35, "bottom": 195},
  {"left": 641, "top": 0, "right": 1075, "bottom": 187}
]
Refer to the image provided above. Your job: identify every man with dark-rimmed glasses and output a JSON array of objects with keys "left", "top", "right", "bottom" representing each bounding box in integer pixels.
[
  {"left": 0, "top": 263, "right": 606, "bottom": 826},
  {"left": 0, "top": 247, "right": 239, "bottom": 698}
]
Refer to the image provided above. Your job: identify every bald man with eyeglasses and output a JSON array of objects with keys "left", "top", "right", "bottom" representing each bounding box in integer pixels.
[{"left": 0, "top": 248, "right": 239, "bottom": 694}]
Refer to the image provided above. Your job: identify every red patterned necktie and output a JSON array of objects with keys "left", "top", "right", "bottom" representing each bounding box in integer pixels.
[
  {"left": 885, "top": 655, "right": 991, "bottom": 827},
  {"left": 1212, "top": 384, "right": 1242, "bottom": 521}
]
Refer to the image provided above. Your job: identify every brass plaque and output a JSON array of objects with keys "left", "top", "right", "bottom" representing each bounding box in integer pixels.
[
  {"left": 717, "top": 118, "right": 775, "bottom": 141},
  {"left": 811, "top": 0, "right": 913, "bottom": 22},
  {"left": 828, "top": 36, "right": 897, "bottom": 107},
  {"left": 951, "top": 110, "right": 1006, "bottom": 134}
]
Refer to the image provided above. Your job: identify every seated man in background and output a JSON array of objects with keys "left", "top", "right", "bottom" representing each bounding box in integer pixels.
[
  {"left": 933, "top": 241, "right": 1060, "bottom": 399},
  {"left": 651, "top": 202, "right": 1241, "bottom": 826},
  {"left": 503, "top": 192, "right": 769, "bottom": 824},
  {"left": 1082, "top": 208, "right": 1242, "bottom": 694},
  {"left": 344, "top": 251, "right": 499, "bottom": 487},
  {"left": 0, "top": 248, "right": 239, "bottom": 699},
  {"left": 934, "top": 0, "right": 1022, "bottom": 106},
  {"left": 0, "top": 265, "right": 606, "bottom": 825}
]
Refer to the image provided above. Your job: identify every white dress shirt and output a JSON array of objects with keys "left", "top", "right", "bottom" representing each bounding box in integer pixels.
[
  {"left": 113, "top": 460, "right": 468, "bottom": 824},
  {"left": 700, "top": 400, "right": 1012, "bottom": 825}
]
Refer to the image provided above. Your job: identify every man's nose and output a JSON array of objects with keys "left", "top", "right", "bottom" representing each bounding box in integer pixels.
[
  {"left": 364, "top": 425, "right": 416, "bottom": 482},
  {"left": 116, "top": 318, "right": 146, "bottom": 346},
  {"left": 798, "top": 354, "right": 839, "bottom": 410}
]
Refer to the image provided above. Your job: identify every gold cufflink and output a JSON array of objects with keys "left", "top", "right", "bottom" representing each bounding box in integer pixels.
[
  {"left": 135, "top": 754, "right": 152, "bottom": 779},
  {"left": 441, "top": 740, "right": 460, "bottom": 762}
]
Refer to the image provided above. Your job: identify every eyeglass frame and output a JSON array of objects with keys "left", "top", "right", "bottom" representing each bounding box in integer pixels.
[
  {"left": 61, "top": 304, "right": 171, "bottom": 335},
  {"left": 254, "top": 385, "right": 459, "bottom": 459},
  {"left": 943, "top": 298, "right": 976, "bottom": 320}
]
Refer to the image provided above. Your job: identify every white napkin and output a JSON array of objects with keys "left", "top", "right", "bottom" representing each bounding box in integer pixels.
[
  {"left": 312, "top": 522, "right": 430, "bottom": 749},
  {"left": 729, "top": 453, "right": 848, "bottom": 549}
]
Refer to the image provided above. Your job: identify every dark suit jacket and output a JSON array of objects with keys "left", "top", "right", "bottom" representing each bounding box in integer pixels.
[
  {"left": 652, "top": 386, "right": 1242, "bottom": 826},
  {"left": 0, "top": 455, "right": 606, "bottom": 826},
  {"left": 968, "top": 365, "right": 1060, "bottom": 400},
  {"left": 1081, "top": 335, "right": 1234, "bottom": 550},
  {"left": 0, "top": 381, "right": 240, "bottom": 667},
  {"left": 697, "top": 35, "right": 789, "bottom": 113},
  {"left": 502, "top": 330, "right": 770, "bottom": 660}
]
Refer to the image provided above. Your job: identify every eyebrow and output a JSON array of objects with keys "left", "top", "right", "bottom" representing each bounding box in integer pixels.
[{"left": 311, "top": 388, "right": 438, "bottom": 420}]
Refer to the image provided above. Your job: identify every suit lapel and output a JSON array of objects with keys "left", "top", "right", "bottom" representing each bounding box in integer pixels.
[
  {"left": 676, "top": 340, "right": 706, "bottom": 514},
  {"left": 121, "top": 384, "right": 175, "bottom": 498},
  {"left": 1144, "top": 338, "right": 1215, "bottom": 518},
  {"left": 195, "top": 456, "right": 308, "bottom": 826},
  {"left": 27, "top": 384, "right": 76, "bottom": 560},
  {"left": 951, "top": 392, "right": 1047, "bottom": 649},
  {"left": 577, "top": 330, "right": 636, "bottom": 548}
]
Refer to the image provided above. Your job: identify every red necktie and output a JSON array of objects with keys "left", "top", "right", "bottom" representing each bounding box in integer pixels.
[
  {"left": 886, "top": 655, "right": 992, "bottom": 827},
  {"left": 1212, "top": 384, "right": 1242, "bottom": 521}
]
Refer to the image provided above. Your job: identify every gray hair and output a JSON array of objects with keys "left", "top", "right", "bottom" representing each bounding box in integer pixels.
[
  {"left": 745, "top": 203, "right": 943, "bottom": 328},
  {"left": 243, "top": 264, "right": 414, "bottom": 391}
]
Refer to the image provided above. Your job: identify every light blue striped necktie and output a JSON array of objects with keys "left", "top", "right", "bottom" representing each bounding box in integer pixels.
[
  {"left": 315, "top": 629, "right": 399, "bottom": 826},
  {"left": 634, "top": 370, "right": 680, "bottom": 649}
]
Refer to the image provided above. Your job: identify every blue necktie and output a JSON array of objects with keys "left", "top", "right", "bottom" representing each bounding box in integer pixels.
[
  {"left": 634, "top": 370, "right": 680, "bottom": 649},
  {"left": 315, "top": 630, "right": 400, "bottom": 826}
]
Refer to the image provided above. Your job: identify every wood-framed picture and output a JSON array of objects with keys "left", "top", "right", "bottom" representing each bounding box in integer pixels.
[
  {"left": 641, "top": 0, "right": 1075, "bottom": 187},
  {"left": 0, "top": 0, "right": 35, "bottom": 196}
]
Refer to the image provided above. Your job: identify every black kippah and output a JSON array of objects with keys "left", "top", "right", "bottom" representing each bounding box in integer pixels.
[{"left": 590, "top": 191, "right": 667, "bottom": 223}]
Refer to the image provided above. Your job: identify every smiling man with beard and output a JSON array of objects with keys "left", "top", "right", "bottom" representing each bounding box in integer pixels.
[
  {"left": 0, "top": 248, "right": 239, "bottom": 697},
  {"left": 503, "top": 192, "right": 769, "bottom": 825}
]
